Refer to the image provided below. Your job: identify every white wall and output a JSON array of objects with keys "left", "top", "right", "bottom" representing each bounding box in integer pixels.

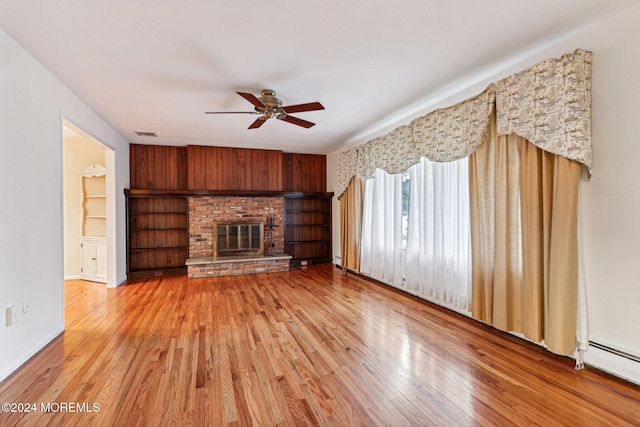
[
  {"left": 0, "top": 29, "right": 130, "bottom": 382},
  {"left": 328, "top": 4, "right": 640, "bottom": 384}
]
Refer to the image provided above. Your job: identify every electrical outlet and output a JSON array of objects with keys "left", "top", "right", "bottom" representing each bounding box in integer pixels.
[{"left": 6, "top": 305, "right": 18, "bottom": 326}]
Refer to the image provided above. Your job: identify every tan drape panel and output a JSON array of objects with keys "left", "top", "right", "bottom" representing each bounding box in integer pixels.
[
  {"left": 519, "top": 142, "right": 581, "bottom": 356},
  {"left": 470, "top": 110, "right": 522, "bottom": 331},
  {"left": 470, "top": 109, "right": 581, "bottom": 356},
  {"left": 338, "top": 176, "right": 364, "bottom": 272}
]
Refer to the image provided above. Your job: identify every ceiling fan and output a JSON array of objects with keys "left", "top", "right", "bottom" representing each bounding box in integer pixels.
[{"left": 205, "top": 89, "right": 324, "bottom": 129}]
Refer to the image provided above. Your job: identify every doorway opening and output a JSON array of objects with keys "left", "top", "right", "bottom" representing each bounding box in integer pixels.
[{"left": 62, "top": 119, "right": 115, "bottom": 287}]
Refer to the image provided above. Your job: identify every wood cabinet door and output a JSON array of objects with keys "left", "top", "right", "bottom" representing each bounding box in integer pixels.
[
  {"left": 130, "top": 144, "right": 187, "bottom": 189},
  {"left": 283, "top": 153, "right": 326, "bottom": 192},
  {"left": 187, "top": 146, "right": 283, "bottom": 191}
]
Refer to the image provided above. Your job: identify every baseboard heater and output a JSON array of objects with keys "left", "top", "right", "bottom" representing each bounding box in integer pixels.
[{"left": 589, "top": 341, "right": 640, "bottom": 363}]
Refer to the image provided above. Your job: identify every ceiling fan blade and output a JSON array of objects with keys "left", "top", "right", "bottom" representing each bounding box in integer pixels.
[
  {"left": 279, "top": 115, "right": 316, "bottom": 128},
  {"left": 237, "top": 92, "right": 267, "bottom": 109},
  {"left": 248, "top": 117, "right": 267, "bottom": 129},
  {"left": 204, "top": 111, "right": 258, "bottom": 114},
  {"left": 281, "top": 102, "right": 325, "bottom": 114}
]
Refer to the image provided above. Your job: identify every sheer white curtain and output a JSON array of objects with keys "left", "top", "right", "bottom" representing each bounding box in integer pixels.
[
  {"left": 404, "top": 157, "right": 471, "bottom": 310},
  {"left": 360, "top": 168, "right": 404, "bottom": 286}
]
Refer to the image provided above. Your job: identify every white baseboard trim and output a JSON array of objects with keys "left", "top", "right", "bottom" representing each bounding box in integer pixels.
[
  {"left": 0, "top": 327, "right": 64, "bottom": 383},
  {"left": 64, "top": 275, "right": 80, "bottom": 280},
  {"left": 584, "top": 341, "right": 640, "bottom": 386}
]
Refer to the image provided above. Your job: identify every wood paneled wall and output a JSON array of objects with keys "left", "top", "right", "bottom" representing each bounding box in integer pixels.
[
  {"left": 187, "top": 146, "right": 283, "bottom": 191},
  {"left": 130, "top": 144, "right": 188, "bottom": 190},
  {"left": 130, "top": 144, "right": 326, "bottom": 193},
  {"left": 283, "top": 153, "right": 326, "bottom": 193}
]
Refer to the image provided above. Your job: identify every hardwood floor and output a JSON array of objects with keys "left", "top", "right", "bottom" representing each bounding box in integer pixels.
[{"left": 1, "top": 265, "right": 639, "bottom": 426}]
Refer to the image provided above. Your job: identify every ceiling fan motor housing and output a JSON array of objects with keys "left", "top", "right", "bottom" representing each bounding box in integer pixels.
[{"left": 257, "top": 89, "right": 283, "bottom": 110}]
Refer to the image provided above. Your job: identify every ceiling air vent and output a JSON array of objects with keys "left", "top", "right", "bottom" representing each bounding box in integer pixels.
[{"left": 134, "top": 131, "right": 157, "bottom": 137}]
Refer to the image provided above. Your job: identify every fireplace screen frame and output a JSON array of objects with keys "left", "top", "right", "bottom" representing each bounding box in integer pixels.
[{"left": 213, "top": 221, "right": 264, "bottom": 257}]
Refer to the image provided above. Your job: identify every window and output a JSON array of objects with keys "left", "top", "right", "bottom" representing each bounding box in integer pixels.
[{"left": 361, "top": 158, "right": 471, "bottom": 310}]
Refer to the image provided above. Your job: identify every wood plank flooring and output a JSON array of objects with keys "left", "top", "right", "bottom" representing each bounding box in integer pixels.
[{"left": 1, "top": 265, "right": 639, "bottom": 426}]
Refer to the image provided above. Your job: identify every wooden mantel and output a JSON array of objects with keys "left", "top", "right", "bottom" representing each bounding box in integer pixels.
[{"left": 125, "top": 188, "right": 334, "bottom": 198}]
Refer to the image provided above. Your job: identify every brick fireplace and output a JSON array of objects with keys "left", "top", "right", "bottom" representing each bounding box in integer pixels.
[{"left": 186, "top": 196, "right": 291, "bottom": 278}]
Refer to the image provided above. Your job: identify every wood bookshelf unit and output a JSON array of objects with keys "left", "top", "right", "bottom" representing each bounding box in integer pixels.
[
  {"left": 284, "top": 193, "right": 333, "bottom": 268},
  {"left": 126, "top": 191, "right": 189, "bottom": 278}
]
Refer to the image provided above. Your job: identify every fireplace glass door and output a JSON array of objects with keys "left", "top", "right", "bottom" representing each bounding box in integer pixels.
[{"left": 214, "top": 222, "right": 264, "bottom": 257}]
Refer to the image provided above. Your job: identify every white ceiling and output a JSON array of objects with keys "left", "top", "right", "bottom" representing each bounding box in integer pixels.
[{"left": 0, "top": 1, "right": 635, "bottom": 154}]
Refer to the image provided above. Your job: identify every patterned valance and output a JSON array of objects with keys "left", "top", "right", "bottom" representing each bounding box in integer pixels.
[
  {"left": 336, "top": 49, "right": 593, "bottom": 197},
  {"left": 410, "top": 86, "right": 495, "bottom": 164},
  {"left": 495, "top": 49, "right": 592, "bottom": 173},
  {"left": 336, "top": 87, "right": 495, "bottom": 195},
  {"left": 357, "top": 125, "right": 419, "bottom": 179},
  {"left": 336, "top": 147, "right": 358, "bottom": 197}
]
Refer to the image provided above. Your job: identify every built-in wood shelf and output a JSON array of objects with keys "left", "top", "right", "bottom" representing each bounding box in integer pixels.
[
  {"left": 284, "top": 193, "right": 333, "bottom": 268},
  {"left": 82, "top": 164, "right": 107, "bottom": 238},
  {"left": 126, "top": 193, "right": 189, "bottom": 278}
]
